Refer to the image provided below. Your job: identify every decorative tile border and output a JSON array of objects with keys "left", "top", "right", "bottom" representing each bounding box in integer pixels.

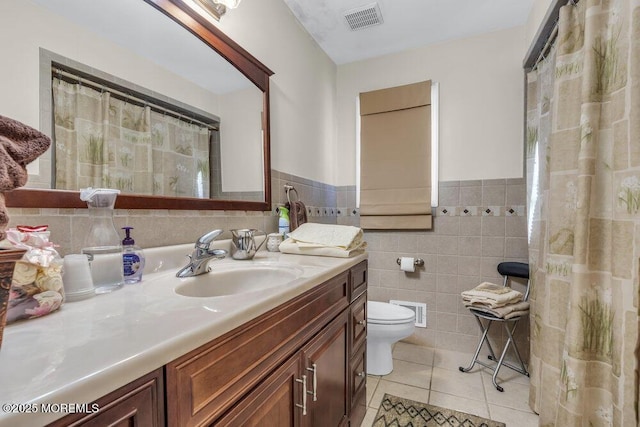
[
  {"left": 437, "top": 205, "right": 525, "bottom": 217},
  {"left": 271, "top": 204, "right": 358, "bottom": 218}
]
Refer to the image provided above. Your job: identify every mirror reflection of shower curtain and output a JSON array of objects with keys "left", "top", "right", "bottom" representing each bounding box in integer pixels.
[
  {"left": 525, "top": 1, "right": 640, "bottom": 425},
  {"left": 52, "top": 77, "right": 210, "bottom": 198}
]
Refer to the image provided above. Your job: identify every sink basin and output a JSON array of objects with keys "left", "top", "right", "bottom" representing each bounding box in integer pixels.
[{"left": 174, "top": 263, "right": 304, "bottom": 298}]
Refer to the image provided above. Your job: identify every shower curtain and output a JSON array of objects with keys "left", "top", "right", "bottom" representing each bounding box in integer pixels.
[
  {"left": 526, "top": 0, "right": 640, "bottom": 425},
  {"left": 52, "top": 78, "right": 211, "bottom": 198}
]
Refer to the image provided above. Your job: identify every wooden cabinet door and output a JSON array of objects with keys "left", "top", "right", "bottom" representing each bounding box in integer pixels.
[
  {"left": 214, "top": 353, "right": 304, "bottom": 427},
  {"left": 47, "top": 369, "right": 164, "bottom": 427},
  {"left": 349, "top": 341, "right": 367, "bottom": 427},
  {"left": 302, "top": 311, "right": 349, "bottom": 427}
]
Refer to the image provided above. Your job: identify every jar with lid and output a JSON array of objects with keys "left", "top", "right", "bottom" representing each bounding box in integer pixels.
[{"left": 80, "top": 188, "right": 124, "bottom": 294}]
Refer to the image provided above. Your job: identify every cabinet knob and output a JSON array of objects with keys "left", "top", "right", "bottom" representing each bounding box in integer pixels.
[
  {"left": 357, "top": 371, "right": 366, "bottom": 378},
  {"left": 357, "top": 319, "right": 366, "bottom": 326}
]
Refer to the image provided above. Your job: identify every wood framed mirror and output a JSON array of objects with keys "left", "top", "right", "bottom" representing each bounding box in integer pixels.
[{"left": 4, "top": 0, "right": 273, "bottom": 211}]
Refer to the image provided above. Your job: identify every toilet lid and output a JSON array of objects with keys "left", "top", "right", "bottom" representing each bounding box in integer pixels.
[{"left": 367, "top": 301, "right": 415, "bottom": 324}]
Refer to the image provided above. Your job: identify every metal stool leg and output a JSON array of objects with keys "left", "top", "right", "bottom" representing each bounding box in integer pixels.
[
  {"left": 486, "top": 320, "right": 529, "bottom": 374},
  {"left": 459, "top": 316, "right": 492, "bottom": 373},
  {"left": 460, "top": 316, "right": 529, "bottom": 392}
]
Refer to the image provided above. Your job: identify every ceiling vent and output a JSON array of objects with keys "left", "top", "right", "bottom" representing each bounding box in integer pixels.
[{"left": 343, "top": 3, "right": 383, "bottom": 31}]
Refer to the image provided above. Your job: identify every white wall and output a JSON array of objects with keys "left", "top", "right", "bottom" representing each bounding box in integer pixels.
[
  {"left": 5, "top": 0, "right": 546, "bottom": 190},
  {"left": 336, "top": 26, "right": 526, "bottom": 185},
  {"left": 214, "top": 0, "right": 338, "bottom": 185},
  {"left": 525, "top": 0, "right": 555, "bottom": 51},
  {"left": 219, "top": 87, "right": 264, "bottom": 191},
  {"left": 0, "top": 1, "right": 220, "bottom": 129},
  {"left": 2, "top": 0, "right": 339, "bottom": 192}
]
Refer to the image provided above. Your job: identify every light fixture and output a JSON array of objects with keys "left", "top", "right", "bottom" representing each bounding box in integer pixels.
[{"left": 192, "top": 0, "right": 242, "bottom": 21}]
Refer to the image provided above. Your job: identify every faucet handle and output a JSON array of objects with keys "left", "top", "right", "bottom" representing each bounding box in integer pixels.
[{"left": 196, "top": 229, "right": 224, "bottom": 249}]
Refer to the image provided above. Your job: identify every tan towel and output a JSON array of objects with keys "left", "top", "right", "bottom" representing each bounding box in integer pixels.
[
  {"left": 279, "top": 223, "right": 367, "bottom": 258},
  {"left": 286, "top": 223, "right": 364, "bottom": 250},
  {"left": 461, "top": 282, "right": 523, "bottom": 308},
  {"left": 278, "top": 237, "right": 366, "bottom": 258},
  {"left": 287, "top": 200, "right": 307, "bottom": 232},
  {"left": 465, "top": 300, "right": 530, "bottom": 319},
  {"left": 0, "top": 115, "right": 51, "bottom": 239}
]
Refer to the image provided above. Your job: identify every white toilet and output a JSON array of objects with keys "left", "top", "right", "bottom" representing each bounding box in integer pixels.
[{"left": 366, "top": 301, "right": 416, "bottom": 375}]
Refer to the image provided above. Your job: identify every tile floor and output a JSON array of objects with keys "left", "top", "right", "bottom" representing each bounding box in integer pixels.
[{"left": 360, "top": 342, "right": 539, "bottom": 426}]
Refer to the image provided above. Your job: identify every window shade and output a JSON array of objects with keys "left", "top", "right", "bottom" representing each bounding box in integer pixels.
[{"left": 359, "top": 80, "right": 432, "bottom": 230}]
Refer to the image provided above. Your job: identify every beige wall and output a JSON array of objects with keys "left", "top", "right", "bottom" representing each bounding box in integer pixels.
[
  {"left": 214, "top": 0, "right": 338, "bottom": 186},
  {"left": 2, "top": 0, "right": 338, "bottom": 192},
  {"left": 0, "top": 1, "right": 221, "bottom": 131},
  {"left": 5, "top": 0, "right": 338, "bottom": 254},
  {"left": 525, "top": 0, "right": 555, "bottom": 52},
  {"left": 336, "top": 26, "right": 526, "bottom": 185},
  {"left": 219, "top": 87, "right": 264, "bottom": 192}
]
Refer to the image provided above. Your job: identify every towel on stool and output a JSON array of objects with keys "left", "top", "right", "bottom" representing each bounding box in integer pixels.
[
  {"left": 466, "top": 300, "right": 530, "bottom": 319},
  {"left": 461, "top": 282, "right": 523, "bottom": 308},
  {"left": 0, "top": 115, "right": 51, "bottom": 239},
  {"left": 287, "top": 200, "right": 307, "bottom": 232}
]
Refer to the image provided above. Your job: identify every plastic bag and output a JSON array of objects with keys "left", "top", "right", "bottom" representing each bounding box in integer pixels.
[{"left": 3, "top": 225, "right": 64, "bottom": 323}]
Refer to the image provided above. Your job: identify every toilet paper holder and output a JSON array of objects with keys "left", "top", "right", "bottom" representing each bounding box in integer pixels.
[{"left": 396, "top": 258, "right": 424, "bottom": 267}]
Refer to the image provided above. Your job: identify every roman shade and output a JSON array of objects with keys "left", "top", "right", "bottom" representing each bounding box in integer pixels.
[{"left": 359, "top": 80, "right": 432, "bottom": 230}]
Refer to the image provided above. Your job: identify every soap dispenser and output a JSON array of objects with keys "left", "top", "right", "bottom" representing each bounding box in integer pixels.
[{"left": 121, "top": 227, "right": 145, "bottom": 284}]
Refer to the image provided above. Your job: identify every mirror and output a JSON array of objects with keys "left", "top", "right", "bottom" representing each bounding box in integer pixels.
[{"left": 2, "top": 0, "right": 272, "bottom": 210}]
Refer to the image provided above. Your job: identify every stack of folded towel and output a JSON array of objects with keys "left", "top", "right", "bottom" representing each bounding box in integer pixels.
[
  {"left": 278, "top": 223, "right": 367, "bottom": 258},
  {"left": 461, "top": 282, "right": 529, "bottom": 319}
]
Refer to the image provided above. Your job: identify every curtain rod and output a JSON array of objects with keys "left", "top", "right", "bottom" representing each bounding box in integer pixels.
[
  {"left": 52, "top": 66, "right": 220, "bottom": 131},
  {"left": 532, "top": 24, "right": 559, "bottom": 70},
  {"left": 523, "top": 0, "right": 580, "bottom": 71}
]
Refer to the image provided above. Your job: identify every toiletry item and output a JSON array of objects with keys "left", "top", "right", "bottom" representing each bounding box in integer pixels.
[
  {"left": 62, "top": 254, "right": 95, "bottom": 301},
  {"left": 277, "top": 206, "right": 290, "bottom": 236},
  {"left": 80, "top": 188, "right": 124, "bottom": 294},
  {"left": 5, "top": 226, "right": 65, "bottom": 322},
  {"left": 266, "top": 233, "right": 283, "bottom": 252},
  {"left": 121, "top": 227, "right": 145, "bottom": 284}
]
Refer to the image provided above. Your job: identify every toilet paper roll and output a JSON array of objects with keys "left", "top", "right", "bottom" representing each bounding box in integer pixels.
[{"left": 400, "top": 257, "right": 415, "bottom": 273}]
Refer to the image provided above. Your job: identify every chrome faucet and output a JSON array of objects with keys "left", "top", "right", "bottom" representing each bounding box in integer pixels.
[{"left": 176, "top": 229, "right": 227, "bottom": 278}]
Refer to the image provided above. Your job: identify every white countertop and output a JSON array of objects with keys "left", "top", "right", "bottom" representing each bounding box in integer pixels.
[{"left": 0, "top": 243, "right": 367, "bottom": 427}]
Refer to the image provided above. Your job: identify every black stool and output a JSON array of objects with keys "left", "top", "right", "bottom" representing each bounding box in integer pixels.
[{"left": 458, "top": 262, "right": 530, "bottom": 392}]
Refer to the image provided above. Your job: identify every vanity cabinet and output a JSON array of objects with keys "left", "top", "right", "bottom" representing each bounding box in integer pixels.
[
  {"left": 216, "top": 312, "right": 349, "bottom": 427},
  {"left": 47, "top": 368, "right": 165, "bottom": 427},
  {"left": 167, "top": 260, "right": 367, "bottom": 427},
  {"left": 46, "top": 260, "right": 367, "bottom": 427}
]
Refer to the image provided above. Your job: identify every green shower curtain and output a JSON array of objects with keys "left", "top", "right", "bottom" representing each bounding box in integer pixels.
[{"left": 526, "top": 0, "right": 640, "bottom": 425}]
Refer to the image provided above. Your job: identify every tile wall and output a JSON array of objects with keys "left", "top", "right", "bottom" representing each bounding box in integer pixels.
[
  {"left": 6, "top": 169, "right": 340, "bottom": 256},
  {"left": 347, "top": 179, "right": 530, "bottom": 356},
  {"left": 8, "top": 173, "right": 529, "bottom": 357}
]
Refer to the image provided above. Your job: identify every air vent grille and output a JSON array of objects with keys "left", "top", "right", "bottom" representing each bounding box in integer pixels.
[
  {"left": 390, "top": 300, "right": 427, "bottom": 328},
  {"left": 343, "top": 3, "right": 383, "bottom": 31}
]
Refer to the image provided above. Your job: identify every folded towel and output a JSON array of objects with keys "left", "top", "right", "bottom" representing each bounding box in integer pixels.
[
  {"left": 278, "top": 237, "right": 366, "bottom": 258},
  {"left": 461, "top": 282, "right": 523, "bottom": 308},
  {"left": 0, "top": 115, "right": 52, "bottom": 239},
  {"left": 287, "top": 200, "right": 307, "bottom": 232},
  {"left": 465, "top": 300, "right": 530, "bottom": 319},
  {"left": 278, "top": 223, "right": 367, "bottom": 258},
  {"left": 286, "top": 223, "right": 364, "bottom": 251}
]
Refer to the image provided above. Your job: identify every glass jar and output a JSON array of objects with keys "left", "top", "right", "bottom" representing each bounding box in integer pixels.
[{"left": 80, "top": 188, "right": 124, "bottom": 294}]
